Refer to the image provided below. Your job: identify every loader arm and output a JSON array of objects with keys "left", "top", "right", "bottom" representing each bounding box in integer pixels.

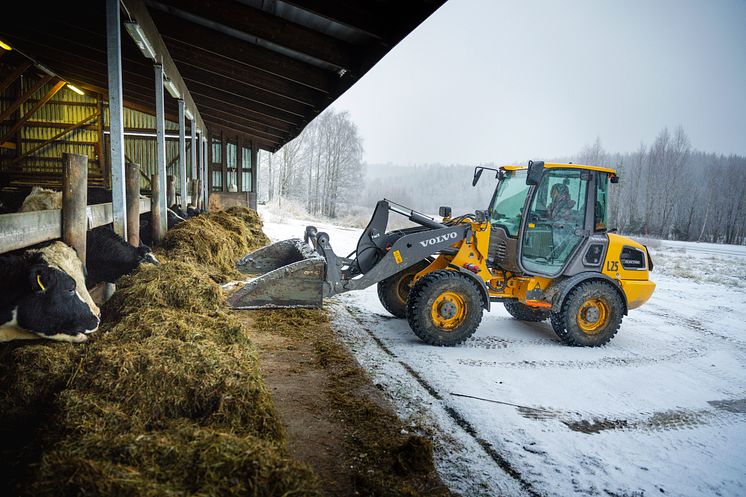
[{"left": 228, "top": 200, "right": 471, "bottom": 309}]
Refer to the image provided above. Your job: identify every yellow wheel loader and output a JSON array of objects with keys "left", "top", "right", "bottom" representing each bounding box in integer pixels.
[{"left": 230, "top": 161, "right": 656, "bottom": 347}]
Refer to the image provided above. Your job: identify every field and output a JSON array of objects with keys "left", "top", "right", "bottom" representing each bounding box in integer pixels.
[{"left": 260, "top": 207, "right": 746, "bottom": 497}]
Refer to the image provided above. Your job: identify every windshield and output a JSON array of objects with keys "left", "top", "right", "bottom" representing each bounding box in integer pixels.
[{"left": 489, "top": 170, "right": 530, "bottom": 237}]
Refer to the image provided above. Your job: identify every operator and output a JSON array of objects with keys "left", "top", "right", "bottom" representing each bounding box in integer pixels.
[{"left": 548, "top": 183, "right": 576, "bottom": 221}]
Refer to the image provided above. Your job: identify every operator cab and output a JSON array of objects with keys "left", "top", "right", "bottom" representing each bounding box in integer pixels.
[{"left": 482, "top": 162, "right": 617, "bottom": 277}]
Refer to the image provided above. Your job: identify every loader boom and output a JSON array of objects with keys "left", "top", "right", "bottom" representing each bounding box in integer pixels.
[{"left": 228, "top": 200, "right": 470, "bottom": 309}]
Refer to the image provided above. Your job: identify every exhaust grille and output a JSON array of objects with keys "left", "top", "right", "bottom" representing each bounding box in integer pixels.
[
  {"left": 495, "top": 241, "right": 507, "bottom": 262},
  {"left": 488, "top": 236, "right": 508, "bottom": 266}
]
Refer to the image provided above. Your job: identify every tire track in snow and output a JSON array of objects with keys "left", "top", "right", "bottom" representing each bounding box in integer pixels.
[{"left": 340, "top": 303, "right": 543, "bottom": 497}]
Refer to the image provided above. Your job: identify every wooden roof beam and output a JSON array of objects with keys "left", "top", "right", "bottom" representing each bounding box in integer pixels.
[
  {"left": 197, "top": 109, "right": 287, "bottom": 141},
  {"left": 150, "top": 11, "right": 333, "bottom": 91},
  {"left": 166, "top": 41, "right": 324, "bottom": 105},
  {"left": 0, "top": 74, "right": 53, "bottom": 123},
  {"left": 276, "top": 0, "right": 388, "bottom": 41},
  {"left": 0, "top": 61, "right": 31, "bottom": 94},
  {"left": 205, "top": 120, "right": 278, "bottom": 151},
  {"left": 187, "top": 82, "right": 305, "bottom": 125},
  {"left": 147, "top": 0, "right": 356, "bottom": 72},
  {"left": 0, "top": 80, "right": 66, "bottom": 145},
  {"left": 177, "top": 63, "right": 312, "bottom": 117},
  {"left": 185, "top": 92, "right": 296, "bottom": 134}
]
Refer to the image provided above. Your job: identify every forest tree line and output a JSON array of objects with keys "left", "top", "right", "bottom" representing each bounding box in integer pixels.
[
  {"left": 574, "top": 127, "right": 746, "bottom": 244},
  {"left": 260, "top": 117, "right": 746, "bottom": 245}
]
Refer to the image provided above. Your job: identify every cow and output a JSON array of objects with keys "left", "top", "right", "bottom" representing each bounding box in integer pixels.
[
  {"left": 0, "top": 242, "right": 100, "bottom": 343},
  {"left": 85, "top": 227, "right": 159, "bottom": 288},
  {"left": 170, "top": 204, "right": 203, "bottom": 220},
  {"left": 138, "top": 208, "right": 185, "bottom": 246},
  {"left": 18, "top": 186, "right": 60, "bottom": 212},
  {"left": 16, "top": 187, "right": 159, "bottom": 288}
]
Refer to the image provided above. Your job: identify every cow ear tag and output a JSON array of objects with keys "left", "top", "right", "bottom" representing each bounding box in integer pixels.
[{"left": 36, "top": 274, "right": 46, "bottom": 292}]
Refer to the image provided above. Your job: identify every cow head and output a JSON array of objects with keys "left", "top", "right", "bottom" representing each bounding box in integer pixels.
[
  {"left": 137, "top": 245, "right": 160, "bottom": 266},
  {"left": 15, "top": 261, "right": 100, "bottom": 342}
]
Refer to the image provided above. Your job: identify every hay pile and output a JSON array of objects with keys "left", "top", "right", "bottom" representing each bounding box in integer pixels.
[
  {"left": 164, "top": 206, "right": 270, "bottom": 282},
  {"left": 0, "top": 207, "right": 320, "bottom": 497}
]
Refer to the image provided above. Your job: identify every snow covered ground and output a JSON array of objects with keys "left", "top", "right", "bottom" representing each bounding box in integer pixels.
[{"left": 259, "top": 207, "right": 746, "bottom": 497}]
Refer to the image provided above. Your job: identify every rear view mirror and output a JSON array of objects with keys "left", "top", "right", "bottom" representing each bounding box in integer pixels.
[
  {"left": 472, "top": 168, "right": 484, "bottom": 187},
  {"left": 526, "top": 160, "right": 544, "bottom": 186}
]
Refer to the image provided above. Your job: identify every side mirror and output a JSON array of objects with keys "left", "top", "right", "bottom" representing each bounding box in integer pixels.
[
  {"left": 610, "top": 174, "right": 619, "bottom": 184},
  {"left": 472, "top": 168, "right": 484, "bottom": 187},
  {"left": 439, "top": 206, "right": 452, "bottom": 218},
  {"left": 526, "top": 160, "right": 544, "bottom": 186}
]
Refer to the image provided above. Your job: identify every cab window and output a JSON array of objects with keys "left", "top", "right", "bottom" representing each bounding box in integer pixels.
[
  {"left": 521, "top": 169, "right": 589, "bottom": 276},
  {"left": 489, "top": 170, "right": 529, "bottom": 237},
  {"left": 595, "top": 172, "right": 608, "bottom": 231}
]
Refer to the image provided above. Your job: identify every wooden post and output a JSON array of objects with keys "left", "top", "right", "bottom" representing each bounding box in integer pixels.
[
  {"left": 151, "top": 173, "right": 163, "bottom": 243},
  {"left": 167, "top": 174, "right": 176, "bottom": 207},
  {"left": 125, "top": 162, "right": 140, "bottom": 247},
  {"left": 190, "top": 179, "right": 200, "bottom": 209},
  {"left": 62, "top": 153, "right": 88, "bottom": 264}
]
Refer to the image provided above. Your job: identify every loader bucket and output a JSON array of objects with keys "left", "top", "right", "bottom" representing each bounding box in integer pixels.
[{"left": 228, "top": 239, "right": 326, "bottom": 309}]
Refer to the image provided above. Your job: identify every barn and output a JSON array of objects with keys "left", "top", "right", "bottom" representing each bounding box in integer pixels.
[{"left": 0, "top": 1, "right": 449, "bottom": 495}]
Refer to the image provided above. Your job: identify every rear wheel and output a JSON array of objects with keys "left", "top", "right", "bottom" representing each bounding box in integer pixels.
[
  {"left": 504, "top": 301, "right": 549, "bottom": 322},
  {"left": 406, "top": 270, "right": 483, "bottom": 346},
  {"left": 550, "top": 281, "right": 624, "bottom": 346},
  {"left": 377, "top": 260, "right": 431, "bottom": 318}
]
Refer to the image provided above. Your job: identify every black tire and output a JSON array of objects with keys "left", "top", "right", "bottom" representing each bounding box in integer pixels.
[
  {"left": 504, "top": 301, "right": 550, "bottom": 322},
  {"left": 377, "top": 260, "right": 431, "bottom": 318},
  {"left": 550, "top": 281, "right": 624, "bottom": 347},
  {"left": 406, "top": 270, "right": 484, "bottom": 346}
]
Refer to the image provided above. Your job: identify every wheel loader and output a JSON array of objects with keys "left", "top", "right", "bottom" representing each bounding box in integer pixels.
[{"left": 230, "top": 161, "right": 656, "bottom": 346}]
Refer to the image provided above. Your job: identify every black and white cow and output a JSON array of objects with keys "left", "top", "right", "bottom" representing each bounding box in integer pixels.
[
  {"left": 0, "top": 242, "right": 100, "bottom": 343},
  {"left": 85, "top": 227, "right": 159, "bottom": 288},
  {"left": 17, "top": 187, "right": 160, "bottom": 288}
]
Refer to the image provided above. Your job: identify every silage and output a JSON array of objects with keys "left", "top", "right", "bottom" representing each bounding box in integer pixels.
[
  {"left": 163, "top": 206, "right": 270, "bottom": 282},
  {"left": 0, "top": 207, "right": 321, "bottom": 497}
]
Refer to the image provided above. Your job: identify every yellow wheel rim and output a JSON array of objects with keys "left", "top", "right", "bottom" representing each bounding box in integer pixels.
[
  {"left": 576, "top": 298, "right": 610, "bottom": 334},
  {"left": 431, "top": 291, "right": 467, "bottom": 330}
]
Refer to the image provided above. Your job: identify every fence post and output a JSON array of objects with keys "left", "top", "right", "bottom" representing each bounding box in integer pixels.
[
  {"left": 151, "top": 173, "right": 163, "bottom": 243},
  {"left": 125, "top": 162, "right": 140, "bottom": 247},
  {"left": 167, "top": 174, "right": 176, "bottom": 208},
  {"left": 62, "top": 152, "right": 88, "bottom": 264},
  {"left": 190, "top": 179, "right": 200, "bottom": 209}
]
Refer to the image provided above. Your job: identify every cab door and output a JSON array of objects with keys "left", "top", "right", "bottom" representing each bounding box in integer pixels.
[{"left": 520, "top": 169, "right": 590, "bottom": 276}]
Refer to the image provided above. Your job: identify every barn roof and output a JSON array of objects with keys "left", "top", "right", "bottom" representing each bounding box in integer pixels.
[{"left": 0, "top": 0, "right": 446, "bottom": 151}]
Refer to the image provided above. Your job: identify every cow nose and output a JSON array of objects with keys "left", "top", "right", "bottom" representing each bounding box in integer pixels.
[
  {"left": 85, "top": 315, "right": 100, "bottom": 334},
  {"left": 144, "top": 253, "right": 160, "bottom": 266}
]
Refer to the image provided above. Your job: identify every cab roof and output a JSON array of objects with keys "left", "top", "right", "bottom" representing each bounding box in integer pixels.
[{"left": 501, "top": 163, "right": 617, "bottom": 175}]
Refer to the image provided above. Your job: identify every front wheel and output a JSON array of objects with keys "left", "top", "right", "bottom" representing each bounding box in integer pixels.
[
  {"left": 377, "top": 260, "right": 431, "bottom": 318},
  {"left": 550, "top": 281, "right": 624, "bottom": 346},
  {"left": 406, "top": 270, "right": 484, "bottom": 346}
]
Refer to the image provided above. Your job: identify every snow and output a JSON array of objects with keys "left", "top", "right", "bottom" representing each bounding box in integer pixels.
[{"left": 260, "top": 207, "right": 746, "bottom": 497}]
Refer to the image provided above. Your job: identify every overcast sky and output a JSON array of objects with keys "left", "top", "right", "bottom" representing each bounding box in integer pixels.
[{"left": 331, "top": 0, "right": 746, "bottom": 165}]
